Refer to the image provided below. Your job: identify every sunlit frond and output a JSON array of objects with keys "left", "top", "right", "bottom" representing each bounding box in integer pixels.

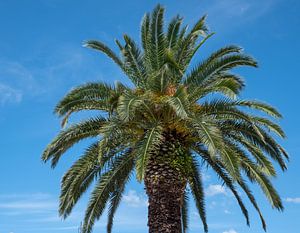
[{"left": 42, "top": 117, "right": 106, "bottom": 167}]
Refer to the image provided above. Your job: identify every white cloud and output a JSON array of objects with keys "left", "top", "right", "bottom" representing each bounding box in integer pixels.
[
  {"left": 123, "top": 190, "right": 147, "bottom": 207},
  {"left": 224, "top": 209, "right": 231, "bottom": 214},
  {"left": 0, "top": 192, "right": 84, "bottom": 233},
  {"left": 0, "top": 84, "right": 22, "bottom": 104},
  {"left": 223, "top": 229, "right": 238, "bottom": 233},
  {"left": 0, "top": 201, "right": 57, "bottom": 210},
  {"left": 0, "top": 193, "right": 57, "bottom": 212},
  {"left": 26, "top": 210, "right": 83, "bottom": 223},
  {"left": 0, "top": 45, "right": 104, "bottom": 105},
  {"left": 205, "top": 184, "right": 227, "bottom": 196},
  {"left": 202, "top": 172, "right": 211, "bottom": 181},
  {"left": 205, "top": 0, "right": 277, "bottom": 23},
  {"left": 0, "top": 192, "right": 52, "bottom": 200},
  {"left": 27, "top": 226, "right": 79, "bottom": 231},
  {"left": 0, "top": 60, "right": 36, "bottom": 97},
  {"left": 285, "top": 197, "right": 300, "bottom": 203}
]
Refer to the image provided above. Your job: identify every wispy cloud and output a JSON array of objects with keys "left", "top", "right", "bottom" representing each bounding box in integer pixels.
[
  {"left": 202, "top": 172, "right": 211, "bottom": 182},
  {"left": 0, "top": 83, "right": 22, "bottom": 104},
  {"left": 205, "top": 184, "right": 227, "bottom": 197},
  {"left": 0, "top": 192, "right": 52, "bottom": 200},
  {"left": 189, "top": 216, "right": 240, "bottom": 231},
  {"left": 0, "top": 201, "right": 56, "bottom": 210},
  {"left": 223, "top": 229, "right": 238, "bottom": 233},
  {"left": 0, "top": 44, "right": 107, "bottom": 106},
  {"left": 26, "top": 210, "right": 83, "bottom": 223},
  {"left": 0, "top": 193, "right": 57, "bottom": 213},
  {"left": 0, "top": 60, "right": 36, "bottom": 103},
  {"left": 21, "top": 225, "right": 79, "bottom": 232},
  {"left": 0, "top": 192, "right": 84, "bottom": 233},
  {"left": 285, "top": 197, "right": 300, "bottom": 203},
  {"left": 224, "top": 209, "right": 231, "bottom": 214},
  {"left": 123, "top": 190, "right": 148, "bottom": 207},
  {"left": 214, "top": 0, "right": 276, "bottom": 19},
  {"left": 201, "top": 0, "right": 279, "bottom": 31}
]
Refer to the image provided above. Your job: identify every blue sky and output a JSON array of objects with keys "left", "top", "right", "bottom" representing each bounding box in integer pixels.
[{"left": 0, "top": 0, "right": 299, "bottom": 233}]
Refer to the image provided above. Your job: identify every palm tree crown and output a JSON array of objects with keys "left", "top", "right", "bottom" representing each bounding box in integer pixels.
[{"left": 42, "top": 4, "right": 288, "bottom": 233}]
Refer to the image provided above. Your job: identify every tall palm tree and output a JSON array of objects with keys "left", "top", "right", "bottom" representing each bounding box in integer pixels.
[{"left": 42, "top": 4, "right": 288, "bottom": 233}]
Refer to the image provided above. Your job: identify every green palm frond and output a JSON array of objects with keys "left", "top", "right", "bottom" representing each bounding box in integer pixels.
[
  {"left": 204, "top": 45, "right": 243, "bottom": 64},
  {"left": 219, "top": 146, "right": 240, "bottom": 179},
  {"left": 190, "top": 33, "right": 214, "bottom": 59},
  {"left": 239, "top": 153, "right": 283, "bottom": 210},
  {"left": 42, "top": 117, "right": 106, "bottom": 167},
  {"left": 189, "top": 15, "right": 208, "bottom": 35},
  {"left": 188, "top": 158, "right": 208, "bottom": 232},
  {"left": 60, "top": 142, "right": 101, "bottom": 218},
  {"left": 185, "top": 52, "right": 257, "bottom": 89},
  {"left": 176, "top": 15, "right": 208, "bottom": 70},
  {"left": 117, "top": 91, "right": 143, "bottom": 121},
  {"left": 107, "top": 159, "right": 133, "bottom": 233},
  {"left": 230, "top": 134, "right": 276, "bottom": 176},
  {"left": 181, "top": 190, "right": 189, "bottom": 233},
  {"left": 221, "top": 120, "right": 287, "bottom": 170},
  {"left": 141, "top": 13, "right": 150, "bottom": 51},
  {"left": 251, "top": 116, "right": 285, "bottom": 138},
  {"left": 135, "top": 125, "right": 163, "bottom": 181},
  {"left": 167, "top": 15, "right": 183, "bottom": 49},
  {"left": 177, "top": 16, "right": 212, "bottom": 70},
  {"left": 107, "top": 188, "right": 125, "bottom": 233},
  {"left": 54, "top": 82, "right": 122, "bottom": 127},
  {"left": 83, "top": 40, "right": 123, "bottom": 69},
  {"left": 236, "top": 178, "right": 267, "bottom": 231},
  {"left": 188, "top": 73, "right": 245, "bottom": 101},
  {"left": 193, "top": 145, "right": 250, "bottom": 226},
  {"left": 234, "top": 100, "right": 283, "bottom": 118},
  {"left": 97, "top": 118, "right": 134, "bottom": 162},
  {"left": 149, "top": 4, "right": 166, "bottom": 71},
  {"left": 165, "top": 85, "right": 189, "bottom": 119},
  {"left": 82, "top": 151, "right": 135, "bottom": 233},
  {"left": 122, "top": 35, "right": 147, "bottom": 86},
  {"left": 189, "top": 117, "right": 224, "bottom": 156}
]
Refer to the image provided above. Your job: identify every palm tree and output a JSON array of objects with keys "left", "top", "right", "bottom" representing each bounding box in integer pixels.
[{"left": 42, "top": 4, "right": 288, "bottom": 233}]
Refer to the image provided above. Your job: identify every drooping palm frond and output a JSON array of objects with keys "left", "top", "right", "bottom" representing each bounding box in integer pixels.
[
  {"left": 185, "top": 51, "right": 257, "bottom": 98},
  {"left": 135, "top": 125, "right": 163, "bottom": 181},
  {"left": 188, "top": 158, "right": 208, "bottom": 232},
  {"left": 188, "top": 117, "right": 225, "bottom": 156},
  {"left": 238, "top": 152, "right": 283, "bottom": 210},
  {"left": 55, "top": 82, "right": 119, "bottom": 128},
  {"left": 106, "top": 155, "right": 133, "bottom": 233},
  {"left": 165, "top": 85, "right": 190, "bottom": 119},
  {"left": 83, "top": 40, "right": 124, "bottom": 70},
  {"left": 188, "top": 73, "right": 245, "bottom": 101},
  {"left": 192, "top": 145, "right": 251, "bottom": 226},
  {"left": 60, "top": 142, "right": 101, "bottom": 218},
  {"left": 181, "top": 190, "right": 189, "bottom": 233},
  {"left": 42, "top": 117, "right": 106, "bottom": 167},
  {"left": 82, "top": 151, "right": 135, "bottom": 233}
]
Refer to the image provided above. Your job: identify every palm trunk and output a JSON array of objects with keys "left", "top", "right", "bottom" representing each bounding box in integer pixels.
[{"left": 144, "top": 132, "right": 187, "bottom": 233}]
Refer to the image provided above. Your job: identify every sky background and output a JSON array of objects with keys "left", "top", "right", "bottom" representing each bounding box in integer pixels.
[{"left": 0, "top": 0, "right": 299, "bottom": 233}]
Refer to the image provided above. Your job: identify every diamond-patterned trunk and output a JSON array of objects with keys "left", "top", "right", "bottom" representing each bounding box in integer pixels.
[{"left": 144, "top": 131, "right": 187, "bottom": 233}]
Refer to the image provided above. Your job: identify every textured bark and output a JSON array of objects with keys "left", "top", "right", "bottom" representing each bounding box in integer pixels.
[{"left": 144, "top": 132, "right": 187, "bottom": 233}]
